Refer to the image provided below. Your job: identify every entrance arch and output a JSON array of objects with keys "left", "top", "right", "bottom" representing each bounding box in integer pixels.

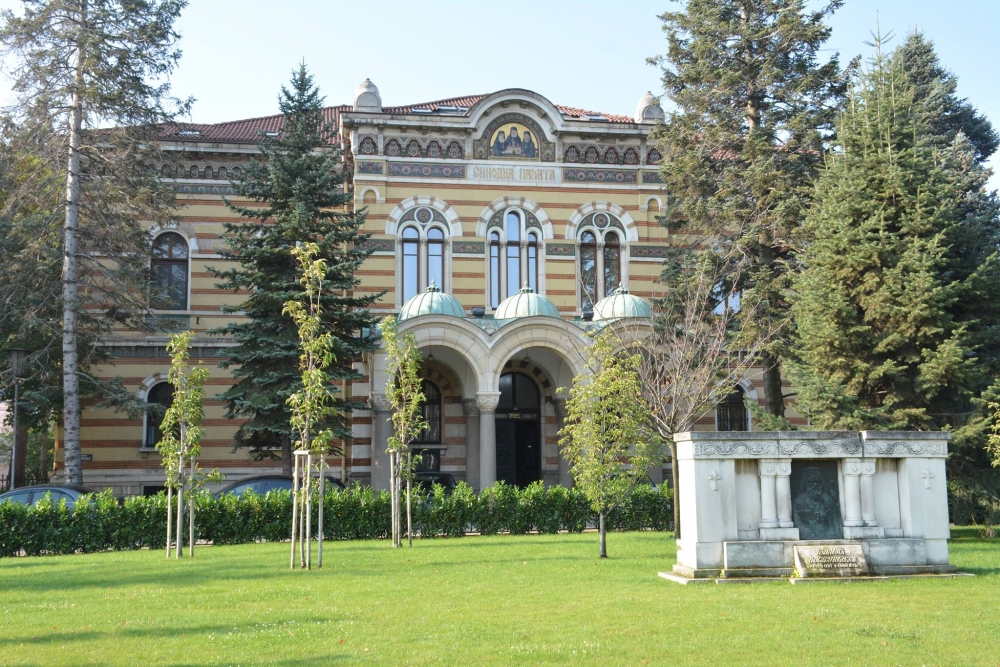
[{"left": 495, "top": 372, "right": 542, "bottom": 487}]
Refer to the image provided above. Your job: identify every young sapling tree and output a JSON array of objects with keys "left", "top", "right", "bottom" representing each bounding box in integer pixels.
[
  {"left": 380, "top": 316, "right": 426, "bottom": 548},
  {"left": 284, "top": 242, "right": 338, "bottom": 569},
  {"left": 559, "top": 330, "right": 661, "bottom": 558}
]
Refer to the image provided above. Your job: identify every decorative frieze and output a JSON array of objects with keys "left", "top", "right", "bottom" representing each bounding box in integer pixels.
[
  {"left": 387, "top": 162, "right": 466, "bottom": 179},
  {"left": 453, "top": 241, "right": 485, "bottom": 255},
  {"left": 357, "top": 161, "right": 384, "bottom": 174},
  {"left": 563, "top": 168, "right": 637, "bottom": 184},
  {"left": 545, "top": 243, "right": 576, "bottom": 257}
]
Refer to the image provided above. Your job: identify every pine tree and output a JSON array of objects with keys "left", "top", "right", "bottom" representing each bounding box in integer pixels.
[
  {"left": 787, "top": 39, "right": 1000, "bottom": 431},
  {"left": 651, "top": 0, "right": 852, "bottom": 418},
  {"left": 897, "top": 32, "right": 999, "bottom": 164},
  {"left": 210, "top": 65, "right": 379, "bottom": 473},
  {"left": 0, "top": 0, "right": 191, "bottom": 484}
]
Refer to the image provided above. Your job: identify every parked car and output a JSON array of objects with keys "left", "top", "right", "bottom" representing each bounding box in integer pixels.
[
  {"left": 215, "top": 474, "right": 345, "bottom": 498},
  {"left": 412, "top": 471, "right": 458, "bottom": 495},
  {"left": 0, "top": 484, "right": 97, "bottom": 509}
]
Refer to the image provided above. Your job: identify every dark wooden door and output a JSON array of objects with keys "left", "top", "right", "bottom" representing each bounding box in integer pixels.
[
  {"left": 496, "top": 422, "right": 517, "bottom": 486},
  {"left": 515, "top": 422, "right": 542, "bottom": 486}
]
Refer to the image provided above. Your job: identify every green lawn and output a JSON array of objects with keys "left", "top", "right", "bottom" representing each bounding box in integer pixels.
[{"left": 0, "top": 530, "right": 997, "bottom": 666}]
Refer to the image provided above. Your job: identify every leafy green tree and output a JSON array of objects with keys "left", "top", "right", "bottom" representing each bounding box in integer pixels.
[
  {"left": 650, "top": 0, "right": 852, "bottom": 418},
  {"left": 284, "top": 243, "right": 338, "bottom": 570},
  {"left": 788, "top": 39, "right": 1000, "bottom": 431},
  {"left": 380, "top": 316, "right": 427, "bottom": 549},
  {"left": 0, "top": 0, "right": 191, "bottom": 484},
  {"left": 210, "top": 64, "right": 378, "bottom": 474},
  {"left": 156, "top": 331, "right": 216, "bottom": 558},
  {"left": 559, "top": 331, "right": 661, "bottom": 558}
]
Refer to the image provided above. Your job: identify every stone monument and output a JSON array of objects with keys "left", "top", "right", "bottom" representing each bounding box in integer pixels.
[{"left": 661, "top": 431, "right": 957, "bottom": 582}]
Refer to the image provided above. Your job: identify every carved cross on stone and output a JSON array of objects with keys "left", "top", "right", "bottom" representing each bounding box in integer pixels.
[
  {"left": 922, "top": 469, "right": 934, "bottom": 489},
  {"left": 708, "top": 470, "right": 721, "bottom": 492}
]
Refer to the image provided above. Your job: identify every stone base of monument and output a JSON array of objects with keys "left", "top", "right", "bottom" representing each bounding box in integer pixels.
[{"left": 663, "top": 537, "right": 959, "bottom": 584}]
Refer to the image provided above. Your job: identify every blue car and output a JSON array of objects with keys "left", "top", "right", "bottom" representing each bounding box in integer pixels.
[{"left": 0, "top": 484, "right": 97, "bottom": 509}]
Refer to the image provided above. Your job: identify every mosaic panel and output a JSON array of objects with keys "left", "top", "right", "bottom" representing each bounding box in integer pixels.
[
  {"left": 563, "top": 169, "right": 637, "bottom": 184},
  {"left": 473, "top": 113, "right": 555, "bottom": 162},
  {"left": 630, "top": 245, "right": 671, "bottom": 259},
  {"left": 562, "top": 144, "right": 642, "bottom": 166},
  {"left": 546, "top": 243, "right": 576, "bottom": 257},
  {"left": 387, "top": 163, "right": 466, "bottom": 179},
  {"left": 358, "top": 136, "right": 377, "bottom": 155},
  {"left": 453, "top": 241, "right": 485, "bottom": 255},
  {"left": 359, "top": 238, "right": 395, "bottom": 253},
  {"left": 646, "top": 148, "right": 662, "bottom": 165},
  {"left": 580, "top": 212, "right": 625, "bottom": 234},
  {"left": 399, "top": 206, "right": 447, "bottom": 225},
  {"left": 487, "top": 209, "right": 541, "bottom": 231},
  {"left": 357, "top": 161, "right": 384, "bottom": 174},
  {"left": 175, "top": 183, "right": 237, "bottom": 195},
  {"left": 641, "top": 170, "right": 663, "bottom": 183}
]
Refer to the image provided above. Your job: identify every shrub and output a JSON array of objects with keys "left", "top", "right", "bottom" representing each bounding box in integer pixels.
[{"left": 0, "top": 481, "right": 673, "bottom": 557}]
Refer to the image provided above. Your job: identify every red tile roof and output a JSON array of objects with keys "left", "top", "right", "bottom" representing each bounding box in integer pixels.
[{"left": 163, "top": 94, "right": 634, "bottom": 143}]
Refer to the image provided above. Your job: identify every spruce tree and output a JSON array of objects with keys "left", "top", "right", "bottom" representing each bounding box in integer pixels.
[
  {"left": 651, "top": 0, "right": 852, "bottom": 418},
  {"left": 210, "top": 65, "right": 379, "bottom": 473},
  {"left": 788, "top": 39, "right": 1000, "bottom": 431}
]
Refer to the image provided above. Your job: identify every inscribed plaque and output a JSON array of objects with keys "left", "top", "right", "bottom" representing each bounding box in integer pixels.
[{"left": 793, "top": 544, "right": 868, "bottom": 577}]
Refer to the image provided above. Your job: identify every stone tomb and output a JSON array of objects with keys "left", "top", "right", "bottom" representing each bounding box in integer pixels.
[{"left": 665, "top": 431, "right": 956, "bottom": 581}]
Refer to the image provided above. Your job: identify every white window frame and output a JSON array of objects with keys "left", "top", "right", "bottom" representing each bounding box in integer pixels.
[
  {"left": 485, "top": 207, "right": 544, "bottom": 311},
  {"left": 396, "top": 222, "right": 451, "bottom": 306},
  {"left": 576, "top": 226, "right": 628, "bottom": 311}
]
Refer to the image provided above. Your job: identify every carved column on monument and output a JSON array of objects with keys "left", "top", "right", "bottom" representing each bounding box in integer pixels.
[
  {"left": 477, "top": 391, "right": 501, "bottom": 489},
  {"left": 842, "top": 458, "right": 864, "bottom": 527},
  {"left": 369, "top": 394, "right": 393, "bottom": 492},
  {"left": 462, "top": 399, "right": 481, "bottom": 490},
  {"left": 775, "top": 459, "right": 794, "bottom": 528},
  {"left": 859, "top": 459, "right": 877, "bottom": 527},
  {"left": 759, "top": 459, "right": 779, "bottom": 529},
  {"left": 553, "top": 398, "right": 573, "bottom": 487}
]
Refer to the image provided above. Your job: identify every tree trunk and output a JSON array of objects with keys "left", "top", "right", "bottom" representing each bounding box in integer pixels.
[
  {"left": 281, "top": 433, "right": 292, "bottom": 476},
  {"left": 305, "top": 454, "right": 312, "bottom": 570},
  {"left": 599, "top": 512, "right": 607, "bottom": 559},
  {"left": 175, "top": 484, "right": 183, "bottom": 558},
  {"left": 670, "top": 441, "right": 680, "bottom": 541},
  {"left": 761, "top": 350, "right": 785, "bottom": 418},
  {"left": 62, "top": 0, "right": 88, "bottom": 486},
  {"left": 290, "top": 456, "right": 298, "bottom": 569},
  {"left": 318, "top": 464, "right": 325, "bottom": 568},
  {"left": 39, "top": 430, "right": 49, "bottom": 482},
  {"left": 166, "top": 485, "right": 172, "bottom": 558},
  {"left": 188, "top": 457, "right": 194, "bottom": 557},
  {"left": 406, "top": 452, "right": 412, "bottom": 548}
]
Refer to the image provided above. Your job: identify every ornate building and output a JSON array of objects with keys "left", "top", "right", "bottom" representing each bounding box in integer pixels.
[{"left": 68, "top": 83, "right": 802, "bottom": 494}]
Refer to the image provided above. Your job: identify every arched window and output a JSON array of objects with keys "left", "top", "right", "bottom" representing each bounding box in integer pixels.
[
  {"left": 489, "top": 232, "right": 501, "bottom": 309},
  {"left": 152, "top": 232, "right": 189, "bottom": 310},
  {"left": 415, "top": 380, "right": 441, "bottom": 444},
  {"left": 579, "top": 231, "right": 597, "bottom": 310},
  {"left": 505, "top": 211, "right": 521, "bottom": 297},
  {"left": 603, "top": 231, "right": 621, "bottom": 297},
  {"left": 144, "top": 382, "right": 174, "bottom": 448},
  {"left": 402, "top": 226, "right": 419, "bottom": 303},
  {"left": 427, "top": 228, "right": 444, "bottom": 290},
  {"left": 527, "top": 232, "right": 538, "bottom": 293},
  {"left": 717, "top": 386, "right": 749, "bottom": 432}
]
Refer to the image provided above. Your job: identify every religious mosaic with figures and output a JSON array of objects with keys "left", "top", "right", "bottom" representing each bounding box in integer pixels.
[{"left": 473, "top": 114, "right": 555, "bottom": 162}]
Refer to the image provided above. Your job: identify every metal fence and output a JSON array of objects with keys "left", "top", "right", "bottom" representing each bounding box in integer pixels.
[{"left": 0, "top": 475, "right": 50, "bottom": 494}]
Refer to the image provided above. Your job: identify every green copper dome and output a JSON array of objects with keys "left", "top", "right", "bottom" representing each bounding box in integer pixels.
[
  {"left": 398, "top": 284, "right": 466, "bottom": 321},
  {"left": 593, "top": 285, "right": 651, "bottom": 322},
  {"left": 494, "top": 285, "right": 561, "bottom": 319}
]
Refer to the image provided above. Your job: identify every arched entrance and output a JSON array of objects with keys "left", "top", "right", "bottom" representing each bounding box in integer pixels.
[{"left": 495, "top": 372, "right": 542, "bottom": 487}]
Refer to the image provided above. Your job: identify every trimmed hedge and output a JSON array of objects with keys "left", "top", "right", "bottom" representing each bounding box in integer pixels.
[{"left": 0, "top": 481, "right": 673, "bottom": 557}]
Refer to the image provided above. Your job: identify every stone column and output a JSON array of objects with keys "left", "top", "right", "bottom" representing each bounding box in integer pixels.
[
  {"left": 553, "top": 398, "right": 573, "bottom": 488},
  {"left": 759, "top": 459, "right": 779, "bottom": 529},
  {"left": 842, "top": 458, "right": 863, "bottom": 527},
  {"left": 369, "top": 394, "right": 393, "bottom": 492},
  {"left": 775, "top": 459, "right": 794, "bottom": 528},
  {"left": 860, "top": 459, "right": 877, "bottom": 527},
  {"left": 462, "top": 399, "right": 481, "bottom": 490},
  {"left": 477, "top": 392, "right": 501, "bottom": 488}
]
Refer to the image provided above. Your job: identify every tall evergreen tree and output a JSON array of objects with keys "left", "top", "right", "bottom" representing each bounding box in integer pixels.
[
  {"left": 897, "top": 32, "right": 999, "bottom": 165},
  {"left": 651, "top": 0, "right": 852, "bottom": 417},
  {"left": 210, "top": 65, "right": 379, "bottom": 474},
  {"left": 788, "top": 39, "right": 1000, "bottom": 432}
]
